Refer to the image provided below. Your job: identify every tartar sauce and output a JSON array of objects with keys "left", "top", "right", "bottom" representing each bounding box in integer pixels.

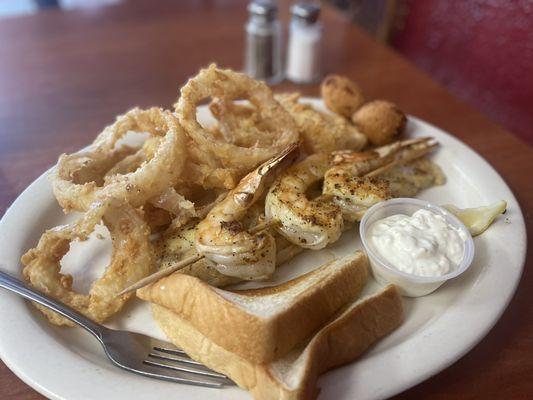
[{"left": 369, "top": 209, "right": 467, "bottom": 277}]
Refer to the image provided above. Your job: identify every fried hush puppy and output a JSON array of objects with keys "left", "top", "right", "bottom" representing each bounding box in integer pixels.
[
  {"left": 352, "top": 100, "right": 406, "bottom": 146},
  {"left": 321, "top": 74, "right": 365, "bottom": 118}
]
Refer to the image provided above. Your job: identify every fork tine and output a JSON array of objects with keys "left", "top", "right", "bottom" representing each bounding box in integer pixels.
[
  {"left": 148, "top": 337, "right": 182, "bottom": 351},
  {"left": 150, "top": 347, "right": 234, "bottom": 383},
  {"left": 146, "top": 337, "right": 233, "bottom": 383},
  {"left": 153, "top": 346, "right": 188, "bottom": 356},
  {"left": 148, "top": 353, "right": 232, "bottom": 383},
  {"left": 143, "top": 359, "right": 231, "bottom": 382},
  {"left": 135, "top": 364, "right": 225, "bottom": 388},
  {"left": 149, "top": 352, "right": 206, "bottom": 367},
  {"left": 149, "top": 339, "right": 200, "bottom": 360}
]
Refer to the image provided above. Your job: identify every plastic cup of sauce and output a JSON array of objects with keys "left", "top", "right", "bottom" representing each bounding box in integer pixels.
[{"left": 360, "top": 198, "right": 475, "bottom": 297}]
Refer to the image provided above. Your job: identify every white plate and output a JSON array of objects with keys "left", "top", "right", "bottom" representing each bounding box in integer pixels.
[{"left": 0, "top": 99, "right": 526, "bottom": 400}]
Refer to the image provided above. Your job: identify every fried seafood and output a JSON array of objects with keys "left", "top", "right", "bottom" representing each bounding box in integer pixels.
[
  {"left": 143, "top": 203, "right": 174, "bottom": 231},
  {"left": 178, "top": 141, "right": 242, "bottom": 190},
  {"left": 51, "top": 108, "right": 187, "bottom": 212},
  {"left": 143, "top": 188, "right": 198, "bottom": 232},
  {"left": 143, "top": 185, "right": 228, "bottom": 233},
  {"left": 352, "top": 100, "right": 406, "bottom": 146},
  {"left": 150, "top": 187, "right": 196, "bottom": 226},
  {"left": 266, "top": 138, "right": 440, "bottom": 248},
  {"left": 175, "top": 64, "right": 299, "bottom": 174},
  {"left": 195, "top": 144, "right": 299, "bottom": 280},
  {"left": 21, "top": 201, "right": 153, "bottom": 326},
  {"left": 22, "top": 64, "right": 449, "bottom": 331},
  {"left": 276, "top": 93, "right": 367, "bottom": 154},
  {"left": 321, "top": 74, "right": 365, "bottom": 118}
]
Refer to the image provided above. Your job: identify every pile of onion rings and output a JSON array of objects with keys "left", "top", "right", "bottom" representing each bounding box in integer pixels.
[{"left": 21, "top": 65, "right": 303, "bottom": 326}]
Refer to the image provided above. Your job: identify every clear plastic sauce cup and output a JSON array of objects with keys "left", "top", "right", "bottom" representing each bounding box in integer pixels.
[{"left": 359, "top": 198, "right": 475, "bottom": 297}]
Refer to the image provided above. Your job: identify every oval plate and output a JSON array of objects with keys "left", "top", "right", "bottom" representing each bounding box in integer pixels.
[{"left": 0, "top": 99, "right": 526, "bottom": 400}]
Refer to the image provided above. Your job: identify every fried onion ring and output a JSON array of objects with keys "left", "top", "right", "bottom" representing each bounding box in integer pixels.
[
  {"left": 208, "top": 98, "right": 272, "bottom": 147},
  {"left": 21, "top": 201, "right": 153, "bottom": 326},
  {"left": 171, "top": 136, "right": 242, "bottom": 189},
  {"left": 276, "top": 93, "right": 367, "bottom": 154},
  {"left": 144, "top": 186, "right": 228, "bottom": 232},
  {"left": 51, "top": 108, "right": 187, "bottom": 212},
  {"left": 104, "top": 136, "right": 162, "bottom": 178},
  {"left": 174, "top": 64, "right": 299, "bottom": 172}
]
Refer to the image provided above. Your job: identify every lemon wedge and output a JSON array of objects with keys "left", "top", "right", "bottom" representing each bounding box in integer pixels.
[{"left": 443, "top": 200, "right": 507, "bottom": 236}]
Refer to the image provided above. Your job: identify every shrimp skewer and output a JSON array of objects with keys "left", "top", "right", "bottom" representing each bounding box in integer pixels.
[
  {"left": 120, "top": 138, "right": 439, "bottom": 294},
  {"left": 265, "top": 153, "right": 344, "bottom": 250},
  {"left": 195, "top": 143, "right": 299, "bottom": 280},
  {"left": 265, "top": 137, "right": 438, "bottom": 250},
  {"left": 324, "top": 137, "right": 439, "bottom": 221}
]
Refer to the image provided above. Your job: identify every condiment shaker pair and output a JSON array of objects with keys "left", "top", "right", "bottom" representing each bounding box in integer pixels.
[{"left": 245, "top": 1, "right": 322, "bottom": 84}]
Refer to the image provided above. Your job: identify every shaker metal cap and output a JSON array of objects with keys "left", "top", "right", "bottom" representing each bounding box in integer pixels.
[
  {"left": 291, "top": 3, "right": 321, "bottom": 24},
  {"left": 248, "top": 1, "right": 278, "bottom": 20}
]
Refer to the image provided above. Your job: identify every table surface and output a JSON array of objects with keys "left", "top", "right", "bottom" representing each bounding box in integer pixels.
[{"left": 0, "top": 1, "right": 531, "bottom": 399}]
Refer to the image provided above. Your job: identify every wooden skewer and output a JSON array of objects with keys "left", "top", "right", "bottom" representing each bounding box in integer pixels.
[
  {"left": 364, "top": 140, "right": 438, "bottom": 178},
  {"left": 117, "top": 220, "right": 274, "bottom": 296},
  {"left": 119, "top": 139, "right": 437, "bottom": 296},
  {"left": 117, "top": 253, "right": 203, "bottom": 296}
]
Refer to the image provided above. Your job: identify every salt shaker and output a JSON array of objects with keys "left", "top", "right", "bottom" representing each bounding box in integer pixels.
[
  {"left": 286, "top": 3, "right": 322, "bottom": 83},
  {"left": 244, "top": 0, "right": 283, "bottom": 84}
]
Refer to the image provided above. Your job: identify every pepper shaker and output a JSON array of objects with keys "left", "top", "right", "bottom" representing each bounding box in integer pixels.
[
  {"left": 244, "top": 0, "right": 283, "bottom": 84},
  {"left": 286, "top": 3, "right": 322, "bottom": 83}
]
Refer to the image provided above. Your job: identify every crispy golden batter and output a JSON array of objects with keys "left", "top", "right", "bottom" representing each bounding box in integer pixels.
[
  {"left": 321, "top": 74, "right": 365, "bottom": 118},
  {"left": 175, "top": 64, "right": 299, "bottom": 173},
  {"left": 352, "top": 100, "right": 406, "bottom": 146},
  {"left": 51, "top": 108, "right": 187, "bottom": 212},
  {"left": 276, "top": 93, "right": 367, "bottom": 154},
  {"left": 22, "top": 65, "right": 447, "bottom": 330},
  {"left": 21, "top": 201, "right": 153, "bottom": 326}
]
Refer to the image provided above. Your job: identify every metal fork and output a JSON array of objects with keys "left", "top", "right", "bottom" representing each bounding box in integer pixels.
[{"left": 0, "top": 270, "right": 233, "bottom": 388}]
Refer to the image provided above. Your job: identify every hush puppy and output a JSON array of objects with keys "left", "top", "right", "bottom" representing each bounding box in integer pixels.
[
  {"left": 321, "top": 75, "right": 365, "bottom": 118},
  {"left": 352, "top": 100, "right": 406, "bottom": 146}
]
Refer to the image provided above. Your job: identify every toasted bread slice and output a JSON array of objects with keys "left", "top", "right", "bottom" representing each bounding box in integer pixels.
[
  {"left": 137, "top": 252, "right": 369, "bottom": 363},
  {"left": 153, "top": 284, "right": 403, "bottom": 400}
]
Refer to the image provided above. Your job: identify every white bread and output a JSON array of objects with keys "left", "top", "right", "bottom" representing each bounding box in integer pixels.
[
  {"left": 137, "top": 252, "right": 369, "bottom": 363},
  {"left": 153, "top": 284, "right": 403, "bottom": 400}
]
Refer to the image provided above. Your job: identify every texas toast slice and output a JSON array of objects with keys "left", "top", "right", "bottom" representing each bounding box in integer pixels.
[
  {"left": 137, "top": 251, "right": 369, "bottom": 363},
  {"left": 153, "top": 284, "right": 403, "bottom": 400}
]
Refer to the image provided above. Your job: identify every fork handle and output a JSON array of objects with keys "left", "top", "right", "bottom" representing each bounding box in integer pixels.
[{"left": 0, "top": 270, "right": 105, "bottom": 340}]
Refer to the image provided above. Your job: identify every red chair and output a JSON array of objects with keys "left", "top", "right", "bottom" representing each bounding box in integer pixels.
[{"left": 391, "top": 0, "right": 533, "bottom": 144}]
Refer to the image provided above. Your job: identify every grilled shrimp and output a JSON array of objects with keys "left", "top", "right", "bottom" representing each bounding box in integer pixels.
[
  {"left": 324, "top": 137, "right": 438, "bottom": 221},
  {"left": 265, "top": 153, "right": 344, "bottom": 250},
  {"left": 323, "top": 175, "right": 391, "bottom": 222},
  {"left": 195, "top": 144, "right": 299, "bottom": 280},
  {"left": 266, "top": 137, "right": 439, "bottom": 248},
  {"left": 378, "top": 157, "right": 446, "bottom": 197},
  {"left": 156, "top": 203, "right": 303, "bottom": 288}
]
